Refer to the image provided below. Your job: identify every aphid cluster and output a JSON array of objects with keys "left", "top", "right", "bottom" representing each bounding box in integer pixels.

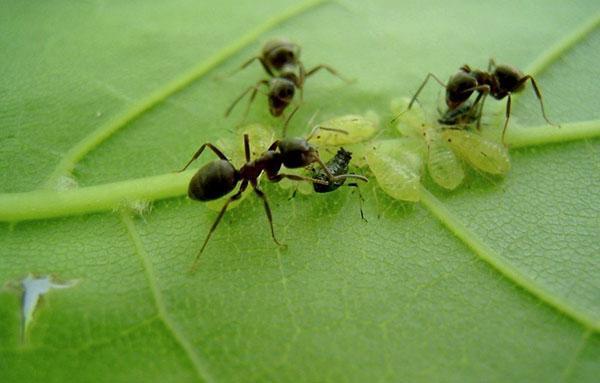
[{"left": 179, "top": 38, "right": 556, "bottom": 268}]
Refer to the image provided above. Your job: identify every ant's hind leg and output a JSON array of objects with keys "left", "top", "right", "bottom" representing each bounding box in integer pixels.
[
  {"left": 520, "top": 75, "right": 558, "bottom": 127},
  {"left": 223, "top": 57, "right": 274, "bottom": 79},
  {"left": 178, "top": 143, "right": 230, "bottom": 172},
  {"left": 252, "top": 184, "right": 284, "bottom": 246},
  {"left": 305, "top": 64, "right": 354, "bottom": 84},
  {"left": 189, "top": 181, "right": 249, "bottom": 273}
]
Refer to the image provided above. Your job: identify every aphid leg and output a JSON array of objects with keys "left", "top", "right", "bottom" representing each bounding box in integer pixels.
[
  {"left": 314, "top": 156, "right": 369, "bottom": 183},
  {"left": 501, "top": 93, "right": 512, "bottom": 145},
  {"left": 224, "top": 80, "right": 269, "bottom": 118},
  {"left": 251, "top": 182, "right": 284, "bottom": 246},
  {"left": 189, "top": 180, "right": 249, "bottom": 273},
  {"left": 177, "top": 143, "right": 229, "bottom": 172},
  {"left": 305, "top": 64, "right": 354, "bottom": 84},
  {"left": 282, "top": 104, "right": 301, "bottom": 137},
  {"left": 519, "top": 75, "right": 558, "bottom": 127},
  {"left": 408, "top": 72, "right": 446, "bottom": 110},
  {"left": 347, "top": 182, "right": 367, "bottom": 222}
]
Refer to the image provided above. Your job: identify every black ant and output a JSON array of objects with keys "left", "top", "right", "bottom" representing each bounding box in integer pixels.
[
  {"left": 178, "top": 133, "right": 367, "bottom": 271},
  {"left": 311, "top": 147, "right": 367, "bottom": 222},
  {"left": 408, "top": 59, "right": 556, "bottom": 142},
  {"left": 225, "top": 38, "right": 352, "bottom": 135}
]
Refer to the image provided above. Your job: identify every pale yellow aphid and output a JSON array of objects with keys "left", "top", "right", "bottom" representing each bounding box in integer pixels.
[
  {"left": 390, "top": 97, "right": 428, "bottom": 138},
  {"left": 391, "top": 97, "right": 465, "bottom": 190},
  {"left": 442, "top": 129, "right": 511, "bottom": 175},
  {"left": 424, "top": 128, "right": 465, "bottom": 190},
  {"left": 307, "top": 111, "right": 380, "bottom": 146},
  {"left": 365, "top": 138, "right": 423, "bottom": 202},
  {"left": 206, "top": 123, "right": 275, "bottom": 211}
]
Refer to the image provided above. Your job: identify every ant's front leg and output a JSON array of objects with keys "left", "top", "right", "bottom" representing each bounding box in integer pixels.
[
  {"left": 268, "top": 172, "right": 329, "bottom": 186},
  {"left": 177, "top": 143, "right": 230, "bottom": 172},
  {"left": 313, "top": 156, "right": 368, "bottom": 183},
  {"left": 224, "top": 80, "right": 269, "bottom": 120},
  {"left": 407, "top": 72, "right": 447, "bottom": 110}
]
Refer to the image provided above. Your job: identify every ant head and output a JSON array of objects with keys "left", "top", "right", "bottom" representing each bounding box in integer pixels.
[
  {"left": 493, "top": 64, "right": 524, "bottom": 93},
  {"left": 268, "top": 78, "right": 296, "bottom": 117},
  {"left": 277, "top": 138, "right": 319, "bottom": 168},
  {"left": 263, "top": 39, "right": 301, "bottom": 70},
  {"left": 446, "top": 71, "right": 477, "bottom": 109}
]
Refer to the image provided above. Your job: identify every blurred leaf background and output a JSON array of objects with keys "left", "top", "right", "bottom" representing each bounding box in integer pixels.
[{"left": 0, "top": 1, "right": 599, "bottom": 382}]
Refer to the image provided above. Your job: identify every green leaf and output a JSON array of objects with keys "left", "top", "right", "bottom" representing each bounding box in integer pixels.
[{"left": 1, "top": 1, "right": 599, "bottom": 382}]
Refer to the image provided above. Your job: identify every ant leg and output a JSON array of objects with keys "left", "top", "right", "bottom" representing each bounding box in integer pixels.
[
  {"left": 488, "top": 58, "right": 497, "bottom": 72},
  {"left": 520, "top": 75, "right": 558, "bottom": 127},
  {"left": 314, "top": 156, "right": 369, "bottom": 183},
  {"left": 224, "top": 80, "right": 268, "bottom": 118},
  {"left": 347, "top": 182, "right": 367, "bottom": 222},
  {"left": 189, "top": 180, "right": 248, "bottom": 272},
  {"left": 408, "top": 73, "right": 446, "bottom": 110},
  {"left": 178, "top": 143, "right": 229, "bottom": 172},
  {"left": 468, "top": 91, "right": 488, "bottom": 130},
  {"left": 251, "top": 183, "right": 284, "bottom": 246},
  {"left": 282, "top": 104, "right": 301, "bottom": 137},
  {"left": 243, "top": 134, "right": 251, "bottom": 162},
  {"left": 269, "top": 173, "right": 329, "bottom": 186},
  {"left": 221, "top": 56, "right": 274, "bottom": 79},
  {"left": 501, "top": 93, "right": 512, "bottom": 145},
  {"left": 305, "top": 64, "right": 354, "bottom": 84}
]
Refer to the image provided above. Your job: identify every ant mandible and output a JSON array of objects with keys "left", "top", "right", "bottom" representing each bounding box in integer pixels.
[
  {"left": 225, "top": 38, "right": 353, "bottom": 135},
  {"left": 178, "top": 132, "right": 367, "bottom": 271},
  {"left": 408, "top": 59, "right": 556, "bottom": 143}
]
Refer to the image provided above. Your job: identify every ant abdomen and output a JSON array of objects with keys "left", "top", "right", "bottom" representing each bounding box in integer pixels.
[{"left": 188, "top": 160, "right": 239, "bottom": 201}]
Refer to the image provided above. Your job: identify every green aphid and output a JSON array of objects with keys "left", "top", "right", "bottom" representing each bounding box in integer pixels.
[
  {"left": 365, "top": 138, "right": 423, "bottom": 202},
  {"left": 423, "top": 128, "right": 465, "bottom": 190},
  {"left": 308, "top": 112, "right": 380, "bottom": 146},
  {"left": 442, "top": 129, "right": 511, "bottom": 175},
  {"left": 391, "top": 97, "right": 465, "bottom": 190}
]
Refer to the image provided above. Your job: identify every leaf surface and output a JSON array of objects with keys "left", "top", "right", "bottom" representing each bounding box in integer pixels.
[{"left": 1, "top": 1, "right": 599, "bottom": 382}]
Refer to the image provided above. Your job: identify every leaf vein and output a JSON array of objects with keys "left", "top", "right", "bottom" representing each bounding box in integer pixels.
[
  {"left": 419, "top": 187, "right": 599, "bottom": 331},
  {"left": 120, "top": 212, "right": 216, "bottom": 383}
]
